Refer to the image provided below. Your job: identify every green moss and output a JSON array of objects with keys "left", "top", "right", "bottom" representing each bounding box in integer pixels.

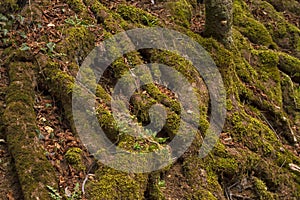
[
  {"left": 281, "top": 72, "right": 298, "bottom": 115},
  {"left": 46, "top": 62, "right": 75, "bottom": 94},
  {"left": 182, "top": 156, "right": 226, "bottom": 199},
  {"left": 188, "top": 189, "right": 218, "bottom": 200},
  {"left": 95, "top": 85, "right": 111, "bottom": 103},
  {"left": 145, "top": 172, "right": 165, "bottom": 200},
  {"left": 233, "top": 0, "right": 275, "bottom": 47},
  {"left": 3, "top": 61, "right": 57, "bottom": 199},
  {"left": 251, "top": 50, "right": 282, "bottom": 107},
  {"left": 248, "top": 0, "right": 300, "bottom": 57},
  {"left": 278, "top": 52, "right": 300, "bottom": 83},
  {"left": 86, "top": 165, "right": 148, "bottom": 199},
  {"left": 95, "top": 105, "right": 118, "bottom": 141},
  {"left": 167, "top": 0, "right": 192, "bottom": 28},
  {"left": 117, "top": 4, "right": 159, "bottom": 26},
  {"left": 64, "top": 0, "right": 85, "bottom": 13},
  {"left": 265, "top": 0, "right": 300, "bottom": 15},
  {"left": 84, "top": 0, "right": 129, "bottom": 32},
  {"left": 56, "top": 26, "right": 95, "bottom": 65},
  {"left": 253, "top": 177, "right": 274, "bottom": 199},
  {"left": 230, "top": 111, "right": 279, "bottom": 156},
  {"left": 65, "top": 147, "right": 85, "bottom": 170},
  {"left": 232, "top": 28, "right": 253, "bottom": 53}
]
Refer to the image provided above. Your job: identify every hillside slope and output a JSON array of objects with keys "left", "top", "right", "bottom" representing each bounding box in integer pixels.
[{"left": 0, "top": 0, "right": 299, "bottom": 199}]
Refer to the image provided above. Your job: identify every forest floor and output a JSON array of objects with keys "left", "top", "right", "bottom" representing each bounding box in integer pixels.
[{"left": 0, "top": 0, "right": 300, "bottom": 199}]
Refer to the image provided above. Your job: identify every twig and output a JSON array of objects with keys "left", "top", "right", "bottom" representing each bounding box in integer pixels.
[
  {"left": 82, "top": 173, "right": 91, "bottom": 194},
  {"left": 260, "top": 113, "right": 280, "bottom": 139},
  {"left": 280, "top": 158, "right": 286, "bottom": 169},
  {"left": 82, "top": 161, "right": 97, "bottom": 194},
  {"left": 28, "top": 0, "right": 33, "bottom": 22}
]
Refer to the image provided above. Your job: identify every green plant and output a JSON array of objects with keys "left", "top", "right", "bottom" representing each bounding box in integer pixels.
[
  {"left": 133, "top": 142, "right": 142, "bottom": 150},
  {"left": 64, "top": 15, "right": 93, "bottom": 27},
  {"left": 19, "top": 43, "right": 30, "bottom": 51},
  {"left": 47, "top": 183, "right": 82, "bottom": 200},
  {"left": 158, "top": 180, "right": 166, "bottom": 188},
  {"left": 41, "top": 42, "right": 66, "bottom": 57},
  {"left": 47, "top": 185, "right": 62, "bottom": 200},
  {"left": 67, "top": 183, "right": 82, "bottom": 200}
]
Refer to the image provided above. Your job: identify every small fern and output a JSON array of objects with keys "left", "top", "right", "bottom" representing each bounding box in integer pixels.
[{"left": 47, "top": 185, "right": 62, "bottom": 200}]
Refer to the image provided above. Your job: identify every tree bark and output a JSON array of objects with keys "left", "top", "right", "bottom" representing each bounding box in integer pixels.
[{"left": 203, "top": 0, "right": 233, "bottom": 47}]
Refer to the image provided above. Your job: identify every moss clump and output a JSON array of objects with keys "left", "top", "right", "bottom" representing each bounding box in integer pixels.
[
  {"left": 248, "top": 0, "right": 300, "bottom": 58},
  {"left": 253, "top": 177, "right": 275, "bottom": 199},
  {"left": 65, "top": 147, "right": 85, "bottom": 170},
  {"left": 281, "top": 72, "right": 298, "bottom": 114},
  {"left": 96, "top": 105, "right": 118, "bottom": 142},
  {"left": 145, "top": 172, "right": 165, "bottom": 200},
  {"left": 230, "top": 111, "right": 279, "bottom": 156},
  {"left": 182, "top": 156, "right": 226, "bottom": 199},
  {"left": 84, "top": 0, "right": 129, "bottom": 32},
  {"left": 86, "top": 165, "right": 148, "bottom": 199},
  {"left": 3, "top": 60, "right": 57, "bottom": 200},
  {"left": 233, "top": 0, "right": 275, "bottom": 47},
  {"left": 232, "top": 28, "right": 253, "bottom": 54},
  {"left": 117, "top": 4, "right": 159, "bottom": 26},
  {"left": 64, "top": 0, "right": 85, "bottom": 13},
  {"left": 57, "top": 26, "right": 95, "bottom": 64},
  {"left": 45, "top": 62, "right": 75, "bottom": 94},
  {"left": 251, "top": 50, "right": 282, "bottom": 107},
  {"left": 278, "top": 53, "right": 300, "bottom": 83},
  {"left": 265, "top": 0, "right": 300, "bottom": 15},
  {"left": 167, "top": 0, "right": 192, "bottom": 28},
  {"left": 187, "top": 189, "right": 218, "bottom": 200}
]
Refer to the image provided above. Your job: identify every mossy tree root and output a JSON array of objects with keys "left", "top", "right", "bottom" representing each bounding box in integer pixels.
[{"left": 3, "top": 53, "right": 57, "bottom": 200}]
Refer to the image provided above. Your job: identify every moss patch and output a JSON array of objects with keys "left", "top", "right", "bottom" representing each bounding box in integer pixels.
[
  {"left": 86, "top": 165, "right": 148, "bottom": 200},
  {"left": 65, "top": 147, "right": 85, "bottom": 171},
  {"left": 117, "top": 4, "right": 159, "bottom": 26},
  {"left": 166, "top": 0, "right": 192, "bottom": 28},
  {"left": 3, "top": 59, "right": 57, "bottom": 200},
  {"left": 233, "top": 0, "right": 276, "bottom": 47}
]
